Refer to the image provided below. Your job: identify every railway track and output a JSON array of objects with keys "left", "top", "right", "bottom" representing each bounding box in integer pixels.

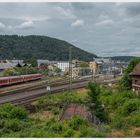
[{"left": 0, "top": 78, "right": 117, "bottom": 106}]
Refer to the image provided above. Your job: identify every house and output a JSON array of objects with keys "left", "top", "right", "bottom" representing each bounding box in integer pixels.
[
  {"left": 72, "top": 67, "right": 80, "bottom": 78},
  {"left": 89, "top": 61, "right": 98, "bottom": 74},
  {"left": 56, "top": 61, "right": 69, "bottom": 72},
  {"left": 11, "top": 60, "right": 24, "bottom": 65},
  {"left": 0, "top": 60, "right": 17, "bottom": 71},
  {"left": 37, "top": 59, "right": 51, "bottom": 69},
  {"left": 131, "top": 62, "right": 140, "bottom": 93}
]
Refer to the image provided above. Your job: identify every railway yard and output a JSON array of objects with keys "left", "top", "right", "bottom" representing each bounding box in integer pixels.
[{"left": 0, "top": 74, "right": 117, "bottom": 106}]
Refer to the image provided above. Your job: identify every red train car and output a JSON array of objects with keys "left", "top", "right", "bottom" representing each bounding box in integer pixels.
[
  {"left": 9, "top": 76, "right": 24, "bottom": 84},
  {"left": 0, "top": 77, "right": 9, "bottom": 86},
  {"left": 0, "top": 74, "right": 42, "bottom": 87},
  {"left": 23, "top": 74, "right": 42, "bottom": 82}
]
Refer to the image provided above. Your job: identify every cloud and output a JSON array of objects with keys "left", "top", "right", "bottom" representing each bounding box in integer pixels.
[
  {"left": 0, "top": 22, "right": 5, "bottom": 30},
  {"left": 0, "top": 3, "right": 140, "bottom": 57},
  {"left": 125, "top": 3, "right": 140, "bottom": 16},
  {"left": 16, "top": 21, "right": 34, "bottom": 29},
  {"left": 19, "top": 16, "right": 50, "bottom": 22},
  {"left": 71, "top": 19, "right": 84, "bottom": 27},
  {"left": 54, "top": 6, "right": 76, "bottom": 19},
  {"left": 98, "top": 14, "right": 109, "bottom": 20},
  {"left": 71, "top": 3, "right": 94, "bottom": 10},
  {"left": 95, "top": 19, "right": 114, "bottom": 26}
]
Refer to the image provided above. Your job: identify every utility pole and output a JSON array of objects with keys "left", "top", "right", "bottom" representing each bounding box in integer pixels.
[{"left": 69, "top": 47, "right": 72, "bottom": 93}]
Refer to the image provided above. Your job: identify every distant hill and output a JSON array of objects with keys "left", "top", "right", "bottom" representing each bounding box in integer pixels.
[
  {"left": 0, "top": 35, "right": 97, "bottom": 61},
  {"left": 102, "top": 56, "right": 135, "bottom": 62},
  {"left": 110, "top": 56, "right": 135, "bottom": 62}
]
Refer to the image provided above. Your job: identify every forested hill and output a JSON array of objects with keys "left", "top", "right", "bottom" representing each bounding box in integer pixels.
[
  {"left": 0, "top": 35, "right": 97, "bottom": 61},
  {"left": 110, "top": 56, "right": 135, "bottom": 62}
]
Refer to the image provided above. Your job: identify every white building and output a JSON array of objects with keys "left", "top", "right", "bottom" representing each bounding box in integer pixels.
[
  {"left": 0, "top": 60, "right": 17, "bottom": 71},
  {"left": 55, "top": 61, "right": 70, "bottom": 72},
  {"left": 55, "top": 61, "right": 76, "bottom": 72}
]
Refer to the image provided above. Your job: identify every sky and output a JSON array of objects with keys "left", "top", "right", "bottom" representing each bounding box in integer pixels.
[{"left": 0, "top": 2, "right": 140, "bottom": 57}]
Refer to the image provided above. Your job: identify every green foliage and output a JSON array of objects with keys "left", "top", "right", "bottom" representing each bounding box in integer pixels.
[
  {"left": 3, "top": 67, "right": 38, "bottom": 76},
  {"left": 3, "top": 68, "right": 18, "bottom": 76},
  {"left": 67, "top": 115, "right": 88, "bottom": 130},
  {"left": 0, "top": 35, "right": 97, "bottom": 61},
  {"left": 127, "top": 112, "right": 140, "bottom": 127},
  {"left": 0, "top": 104, "right": 28, "bottom": 120},
  {"left": 111, "top": 115, "right": 129, "bottom": 129},
  {"left": 35, "top": 91, "right": 84, "bottom": 110},
  {"left": 39, "top": 69, "right": 48, "bottom": 75},
  {"left": 47, "top": 106, "right": 62, "bottom": 115},
  {"left": 53, "top": 67, "right": 61, "bottom": 73},
  {"left": 86, "top": 82, "right": 108, "bottom": 122},
  {"left": 2, "top": 119, "right": 24, "bottom": 132},
  {"left": 110, "top": 56, "right": 135, "bottom": 62},
  {"left": 98, "top": 85, "right": 140, "bottom": 131},
  {"left": 119, "top": 57, "right": 140, "bottom": 89},
  {"left": 23, "top": 57, "right": 37, "bottom": 67},
  {"left": 119, "top": 99, "right": 140, "bottom": 116},
  {"left": 79, "top": 61, "right": 89, "bottom": 67},
  {"left": 63, "top": 128, "right": 75, "bottom": 137}
]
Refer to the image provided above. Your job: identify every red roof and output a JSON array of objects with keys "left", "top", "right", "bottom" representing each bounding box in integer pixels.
[{"left": 132, "top": 62, "right": 140, "bottom": 75}]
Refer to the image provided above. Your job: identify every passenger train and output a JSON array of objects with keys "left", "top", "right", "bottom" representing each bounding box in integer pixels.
[{"left": 0, "top": 74, "right": 42, "bottom": 86}]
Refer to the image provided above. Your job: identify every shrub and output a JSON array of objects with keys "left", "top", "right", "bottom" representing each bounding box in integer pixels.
[
  {"left": 68, "top": 115, "right": 88, "bottom": 130},
  {"left": 49, "top": 123, "right": 64, "bottom": 133},
  {"left": 127, "top": 112, "right": 140, "bottom": 127},
  {"left": 0, "top": 104, "right": 28, "bottom": 120},
  {"left": 119, "top": 99, "right": 140, "bottom": 116},
  {"left": 29, "top": 129, "right": 47, "bottom": 137},
  {"left": 63, "top": 128, "right": 75, "bottom": 137},
  {"left": 111, "top": 115, "right": 129, "bottom": 129},
  {"left": 4, "top": 119, "right": 24, "bottom": 132},
  {"left": 0, "top": 104, "right": 14, "bottom": 119},
  {"left": 10, "top": 107, "right": 28, "bottom": 120}
]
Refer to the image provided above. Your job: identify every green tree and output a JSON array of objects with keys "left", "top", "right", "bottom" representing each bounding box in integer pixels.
[
  {"left": 24, "top": 57, "right": 37, "bottom": 67},
  {"left": 86, "top": 82, "right": 107, "bottom": 123},
  {"left": 79, "top": 61, "right": 89, "bottom": 67},
  {"left": 119, "top": 57, "right": 140, "bottom": 89}
]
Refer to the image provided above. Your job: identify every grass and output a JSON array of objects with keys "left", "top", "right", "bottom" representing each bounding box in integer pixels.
[
  {"left": 33, "top": 89, "right": 88, "bottom": 110},
  {"left": 1, "top": 83, "right": 140, "bottom": 137},
  {"left": 43, "top": 76, "right": 69, "bottom": 83}
]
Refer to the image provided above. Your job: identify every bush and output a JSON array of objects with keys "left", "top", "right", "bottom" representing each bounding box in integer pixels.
[
  {"left": 119, "top": 99, "right": 140, "bottom": 116},
  {"left": 63, "top": 128, "right": 75, "bottom": 137},
  {"left": 29, "top": 129, "right": 47, "bottom": 137},
  {"left": 0, "top": 104, "right": 28, "bottom": 120},
  {"left": 10, "top": 107, "right": 28, "bottom": 120},
  {"left": 111, "top": 115, "right": 129, "bottom": 129},
  {"left": 49, "top": 123, "right": 64, "bottom": 133},
  {"left": 4, "top": 119, "right": 24, "bottom": 132},
  {"left": 127, "top": 112, "right": 140, "bottom": 127},
  {"left": 68, "top": 115, "right": 88, "bottom": 130}
]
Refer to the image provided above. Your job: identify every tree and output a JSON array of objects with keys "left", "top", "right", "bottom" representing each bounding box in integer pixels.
[
  {"left": 86, "top": 82, "right": 107, "bottom": 123},
  {"left": 54, "top": 67, "right": 61, "bottom": 73},
  {"left": 23, "top": 57, "right": 37, "bottom": 67},
  {"left": 119, "top": 57, "right": 140, "bottom": 89},
  {"left": 79, "top": 61, "right": 89, "bottom": 67},
  {"left": 0, "top": 35, "right": 97, "bottom": 61}
]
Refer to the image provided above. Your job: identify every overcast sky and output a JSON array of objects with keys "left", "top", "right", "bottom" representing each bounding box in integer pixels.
[{"left": 0, "top": 3, "right": 140, "bottom": 57}]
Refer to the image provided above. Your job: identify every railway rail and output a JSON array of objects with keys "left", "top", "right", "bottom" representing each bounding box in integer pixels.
[{"left": 0, "top": 77, "right": 117, "bottom": 106}]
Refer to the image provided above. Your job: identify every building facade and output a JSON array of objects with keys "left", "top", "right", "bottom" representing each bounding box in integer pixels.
[{"left": 132, "top": 62, "right": 140, "bottom": 93}]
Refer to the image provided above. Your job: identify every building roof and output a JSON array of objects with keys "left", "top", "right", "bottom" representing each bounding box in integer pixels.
[
  {"left": 132, "top": 62, "right": 140, "bottom": 75},
  {"left": 0, "top": 62, "right": 16, "bottom": 70}
]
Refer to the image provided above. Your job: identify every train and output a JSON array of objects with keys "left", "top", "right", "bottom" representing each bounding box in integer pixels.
[{"left": 0, "top": 74, "right": 42, "bottom": 86}]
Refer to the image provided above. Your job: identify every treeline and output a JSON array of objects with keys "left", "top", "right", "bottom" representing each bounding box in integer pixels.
[
  {"left": 108, "top": 56, "right": 135, "bottom": 62},
  {"left": 0, "top": 35, "right": 97, "bottom": 61}
]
